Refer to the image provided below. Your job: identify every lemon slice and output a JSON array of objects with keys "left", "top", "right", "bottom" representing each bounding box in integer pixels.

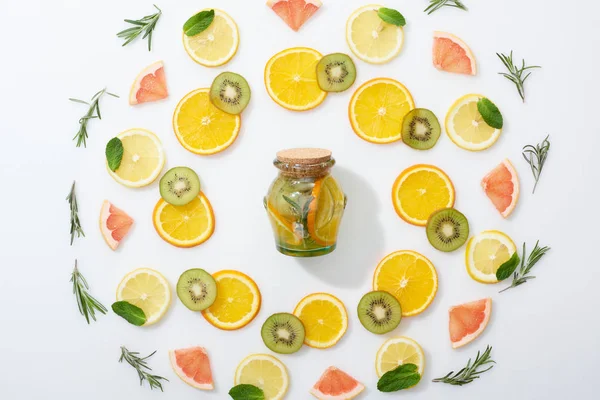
[
  {"left": 182, "top": 9, "right": 239, "bottom": 67},
  {"left": 107, "top": 128, "right": 165, "bottom": 188},
  {"left": 346, "top": 4, "right": 404, "bottom": 64},
  {"left": 445, "top": 94, "right": 502, "bottom": 151},
  {"left": 466, "top": 230, "right": 517, "bottom": 283},
  {"left": 375, "top": 337, "right": 425, "bottom": 378},
  {"left": 293, "top": 293, "right": 348, "bottom": 349},
  {"left": 235, "top": 354, "right": 289, "bottom": 400},
  {"left": 266, "top": 203, "right": 302, "bottom": 246},
  {"left": 116, "top": 268, "right": 171, "bottom": 325},
  {"left": 307, "top": 176, "right": 345, "bottom": 246}
]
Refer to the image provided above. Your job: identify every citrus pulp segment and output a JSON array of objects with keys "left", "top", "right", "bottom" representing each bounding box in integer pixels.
[
  {"left": 99, "top": 200, "right": 133, "bottom": 250},
  {"left": 293, "top": 293, "right": 348, "bottom": 349},
  {"left": 182, "top": 9, "right": 239, "bottom": 67},
  {"left": 433, "top": 31, "right": 477, "bottom": 75},
  {"left": 445, "top": 94, "right": 502, "bottom": 151},
  {"left": 310, "top": 366, "right": 365, "bottom": 399},
  {"left": 267, "top": 0, "right": 322, "bottom": 31},
  {"left": 465, "top": 230, "right": 517, "bottom": 283},
  {"left": 169, "top": 347, "right": 214, "bottom": 390},
  {"left": 449, "top": 298, "right": 492, "bottom": 349},
  {"left": 235, "top": 354, "right": 289, "bottom": 400},
  {"left": 116, "top": 268, "right": 171, "bottom": 325},
  {"left": 481, "top": 159, "right": 520, "bottom": 218},
  {"left": 129, "top": 60, "right": 168, "bottom": 105}
]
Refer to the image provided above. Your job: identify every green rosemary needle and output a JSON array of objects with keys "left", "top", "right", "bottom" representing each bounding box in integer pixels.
[
  {"left": 500, "top": 241, "right": 550, "bottom": 293},
  {"left": 66, "top": 181, "right": 84, "bottom": 245},
  {"left": 424, "top": 0, "right": 467, "bottom": 15},
  {"left": 433, "top": 346, "right": 495, "bottom": 386},
  {"left": 117, "top": 4, "right": 162, "bottom": 51},
  {"left": 497, "top": 51, "right": 541, "bottom": 102},
  {"left": 522, "top": 135, "right": 550, "bottom": 193},
  {"left": 70, "top": 260, "right": 107, "bottom": 324},
  {"left": 69, "top": 88, "right": 118, "bottom": 148},
  {"left": 119, "top": 347, "right": 169, "bottom": 391}
]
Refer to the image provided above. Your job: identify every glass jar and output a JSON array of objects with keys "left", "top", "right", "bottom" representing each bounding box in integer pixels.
[{"left": 264, "top": 148, "right": 346, "bottom": 257}]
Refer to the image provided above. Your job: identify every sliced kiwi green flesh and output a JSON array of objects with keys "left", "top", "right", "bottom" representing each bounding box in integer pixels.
[
  {"left": 401, "top": 108, "right": 441, "bottom": 150},
  {"left": 209, "top": 72, "right": 251, "bottom": 115},
  {"left": 316, "top": 53, "right": 357, "bottom": 92},
  {"left": 357, "top": 291, "right": 402, "bottom": 334},
  {"left": 261, "top": 313, "right": 305, "bottom": 354},
  {"left": 426, "top": 208, "right": 469, "bottom": 252},
  {"left": 176, "top": 269, "right": 217, "bottom": 311},
  {"left": 159, "top": 167, "right": 201, "bottom": 206}
]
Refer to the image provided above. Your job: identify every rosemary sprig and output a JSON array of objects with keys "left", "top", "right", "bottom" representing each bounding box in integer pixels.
[
  {"left": 70, "top": 260, "right": 107, "bottom": 324},
  {"left": 497, "top": 51, "right": 541, "bottom": 102},
  {"left": 119, "top": 347, "right": 169, "bottom": 391},
  {"left": 66, "top": 181, "right": 85, "bottom": 245},
  {"left": 69, "top": 88, "right": 118, "bottom": 148},
  {"left": 424, "top": 0, "right": 467, "bottom": 15},
  {"left": 522, "top": 135, "right": 550, "bottom": 193},
  {"left": 433, "top": 346, "right": 495, "bottom": 386},
  {"left": 500, "top": 241, "right": 550, "bottom": 293},
  {"left": 117, "top": 4, "right": 162, "bottom": 51}
]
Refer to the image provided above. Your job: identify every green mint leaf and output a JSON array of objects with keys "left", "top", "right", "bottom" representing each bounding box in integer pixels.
[
  {"left": 105, "top": 137, "right": 124, "bottom": 172},
  {"left": 112, "top": 301, "right": 146, "bottom": 326},
  {"left": 183, "top": 9, "right": 215, "bottom": 36},
  {"left": 477, "top": 98, "right": 503, "bottom": 129},
  {"left": 229, "top": 384, "right": 265, "bottom": 400},
  {"left": 496, "top": 252, "right": 520, "bottom": 281},
  {"left": 378, "top": 7, "right": 406, "bottom": 27},
  {"left": 377, "top": 363, "right": 421, "bottom": 392}
]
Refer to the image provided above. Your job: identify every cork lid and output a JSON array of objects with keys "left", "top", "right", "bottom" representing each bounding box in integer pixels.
[{"left": 276, "top": 148, "right": 332, "bottom": 165}]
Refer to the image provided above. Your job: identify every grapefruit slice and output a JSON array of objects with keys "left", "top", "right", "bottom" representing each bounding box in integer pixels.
[
  {"left": 129, "top": 61, "right": 168, "bottom": 105},
  {"left": 169, "top": 347, "right": 214, "bottom": 390},
  {"left": 433, "top": 31, "right": 477, "bottom": 75},
  {"left": 310, "top": 366, "right": 365, "bottom": 399},
  {"left": 267, "top": 0, "right": 322, "bottom": 31},
  {"left": 99, "top": 200, "right": 133, "bottom": 250},
  {"left": 481, "top": 159, "right": 520, "bottom": 218},
  {"left": 449, "top": 298, "right": 492, "bottom": 349}
]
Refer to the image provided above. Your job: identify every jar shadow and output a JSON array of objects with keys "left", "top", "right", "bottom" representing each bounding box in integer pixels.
[{"left": 296, "top": 166, "right": 384, "bottom": 288}]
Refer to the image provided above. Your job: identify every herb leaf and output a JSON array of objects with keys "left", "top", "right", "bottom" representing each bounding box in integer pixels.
[
  {"left": 500, "top": 241, "right": 550, "bottom": 293},
  {"left": 377, "top": 363, "right": 421, "bottom": 392},
  {"left": 112, "top": 301, "right": 147, "bottom": 326},
  {"left": 377, "top": 7, "right": 406, "bottom": 27},
  {"left": 66, "top": 181, "right": 85, "bottom": 245},
  {"left": 523, "top": 135, "right": 550, "bottom": 193},
  {"left": 117, "top": 4, "right": 162, "bottom": 51},
  {"left": 105, "top": 137, "right": 124, "bottom": 172},
  {"left": 477, "top": 98, "right": 503, "bottom": 129},
  {"left": 229, "top": 384, "right": 265, "bottom": 400},
  {"left": 71, "top": 260, "right": 107, "bottom": 324},
  {"left": 119, "top": 347, "right": 169, "bottom": 391},
  {"left": 184, "top": 10, "right": 215, "bottom": 36},
  {"left": 433, "top": 345, "right": 495, "bottom": 386},
  {"left": 497, "top": 51, "right": 541, "bottom": 102},
  {"left": 70, "top": 88, "right": 119, "bottom": 148},
  {"left": 424, "top": 0, "right": 468, "bottom": 15},
  {"left": 495, "top": 252, "right": 520, "bottom": 281}
]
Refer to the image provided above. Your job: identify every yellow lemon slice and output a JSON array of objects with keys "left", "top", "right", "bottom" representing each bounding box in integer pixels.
[
  {"left": 173, "top": 88, "right": 241, "bottom": 155},
  {"left": 373, "top": 250, "right": 438, "bottom": 317},
  {"left": 202, "top": 270, "right": 261, "bottom": 330},
  {"left": 293, "top": 293, "right": 348, "bottom": 349},
  {"left": 349, "top": 78, "right": 415, "bottom": 144},
  {"left": 152, "top": 193, "right": 215, "bottom": 248},
  {"left": 391, "top": 164, "right": 455, "bottom": 226},
  {"left": 307, "top": 176, "right": 345, "bottom": 246},
  {"left": 182, "top": 9, "right": 239, "bottom": 67},
  {"left": 465, "top": 230, "right": 517, "bottom": 283},
  {"left": 235, "top": 354, "right": 289, "bottom": 400},
  {"left": 375, "top": 336, "right": 425, "bottom": 378},
  {"left": 346, "top": 4, "right": 404, "bottom": 64},
  {"left": 445, "top": 94, "right": 502, "bottom": 151},
  {"left": 107, "top": 128, "right": 165, "bottom": 188},
  {"left": 116, "top": 268, "right": 171, "bottom": 325},
  {"left": 264, "top": 47, "right": 327, "bottom": 111}
]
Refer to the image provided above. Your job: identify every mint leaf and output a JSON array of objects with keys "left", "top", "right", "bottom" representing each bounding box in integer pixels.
[
  {"left": 229, "top": 384, "right": 265, "bottom": 400},
  {"left": 112, "top": 301, "right": 146, "bottom": 326},
  {"left": 477, "top": 98, "right": 503, "bottom": 129},
  {"left": 496, "top": 252, "right": 520, "bottom": 281},
  {"left": 377, "top": 363, "right": 421, "bottom": 392},
  {"left": 105, "top": 137, "right": 123, "bottom": 172},
  {"left": 378, "top": 7, "right": 406, "bottom": 27},
  {"left": 183, "top": 9, "right": 215, "bottom": 36}
]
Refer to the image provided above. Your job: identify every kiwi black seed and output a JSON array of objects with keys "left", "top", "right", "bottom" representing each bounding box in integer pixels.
[
  {"left": 209, "top": 72, "right": 251, "bottom": 115},
  {"left": 357, "top": 291, "right": 402, "bottom": 334},
  {"left": 401, "top": 108, "right": 441, "bottom": 150},
  {"left": 316, "top": 53, "right": 357, "bottom": 92},
  {"left": 176, "top": 269, "right": 217, "bottom": 311},
  {"left": 261, "top": 313, "right": 305, "bottom": 354},
  {"left": 426, "top": 208, "right": 469, "bottom": 252},
  {"left": 159, "top": 166, "right": 201, "bottom": 206}
]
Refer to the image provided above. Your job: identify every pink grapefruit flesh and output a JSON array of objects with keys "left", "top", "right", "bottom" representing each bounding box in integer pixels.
[
  {"left": 433, "top": 31, "right": 477, "bottom": 75},
  {"left": 310, "top": 366, "right": 365, "bottom": 400},
  {"left": 169, "top": 347, "right": 214, "bottom": 390},
  {"left": 129, "top": 61, "right": 168, "bottom": 105},
  {"left": 99, "top": 200, "right": 133, "bottom": 250},
  {"left": 481, "top": 159, "right": 520, "bottom": 218},
  {"left": 267, "top": 0, "right": 322, "bottom": 31},
  {"left": 449, "top": 298, "right": 492, "bottom": 349}
]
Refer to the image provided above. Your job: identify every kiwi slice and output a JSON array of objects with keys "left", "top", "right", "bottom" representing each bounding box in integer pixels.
[
  {"left": 209, "top": 72, "right": 251, "bottom": 115},
  {"left": 357, "top": 291, "right": 402, "bottom": 334},
  {"left": 261, "top": 313, "right": 305, "bottom": 354},
  {"left": 426, "top": 208, "right": 469, "bottom": 252},
  {"left": 176, "top": 269, "right": 217, "bottom": 311},
  {"left": 401, "top": 108, "right": 441, "bottom": 150},
  {"left": 316, "top": 53, "right": 357, "bottom": 92},
  {"left": 159, "top": 167, "right": 201, "bottom": 206}
]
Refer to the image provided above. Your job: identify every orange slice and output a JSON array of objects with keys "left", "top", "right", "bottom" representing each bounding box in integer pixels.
[
  {"left": 482, "top": 159, "right": 520, "bottom": 218},
  {"left": 202, "top": 270, "right": 261, "bottom": 330},
  {"left": 310, "top": 366, "right": 365, "bottom": 399},
  {"left": 129, "top": 61, "right": 168, "bottom": 105},
  {"left": 433, "top": 31, "right": 476, "bottom": 75},
  {"left": 266, "top": 203, "right": 302, "bottom": 246},
  {"left": 293, "top": 293, "right": 348, "bottom": 349},
  {"left": 307, "top": 176, "right": 345, "bottom": 246},
  {"left": 169, "top": 347, "right": 214, "bottom": 390},
  {"left": 267, "top": 0, "right": 322, "bottom": 31},
  {"left": 99, "top": 200, "right": 133, "bottom": 250},
  {"left": 449, "top": 298, "right": 492, "bottom": 349}
]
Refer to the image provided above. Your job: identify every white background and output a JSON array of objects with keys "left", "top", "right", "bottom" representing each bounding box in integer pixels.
[{"left": 0, "top": 0, "right": 598, "bottom": 398}]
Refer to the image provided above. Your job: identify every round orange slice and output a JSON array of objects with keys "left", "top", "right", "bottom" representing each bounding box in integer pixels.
[
  {"left": 293, "top": 293, "right": 348, "bottom": 349},
  {"left": 307, "top": 176, "right": 345, "bottom": 246}
]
